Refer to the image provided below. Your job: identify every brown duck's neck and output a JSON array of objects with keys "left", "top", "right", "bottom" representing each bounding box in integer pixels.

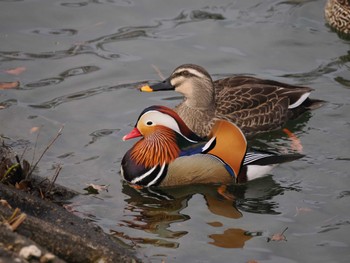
[
  {"left": 182, "top": 78, "right": 216, "bottom": 109},
  {"left": 175, "top": 103, "right": 216, "bottom": 137}
]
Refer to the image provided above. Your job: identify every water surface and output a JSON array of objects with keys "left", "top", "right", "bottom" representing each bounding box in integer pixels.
[{"left": 1, "top": 0, "right": 350, "bottom": 262}]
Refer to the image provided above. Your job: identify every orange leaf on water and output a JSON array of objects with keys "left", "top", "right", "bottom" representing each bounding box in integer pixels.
[
  {"left": 0, "top": 81, "right": 19, "bottom": 90},
  {"left": 5, "top": 67, "right": 26, "bottom": 75},
  {"left": 267, "top": 227, "right": 288, "bottom": 242},
  {"left": 30, "top": 127, "right": 40, "bottom": 134}
]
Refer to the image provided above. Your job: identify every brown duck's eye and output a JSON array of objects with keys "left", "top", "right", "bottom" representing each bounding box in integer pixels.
[
  {"left": 146, "top": 121, "right": 153, "bottom": 126},
  {"left": 182, "top": 70, "right": 190, "bottom": 77}
]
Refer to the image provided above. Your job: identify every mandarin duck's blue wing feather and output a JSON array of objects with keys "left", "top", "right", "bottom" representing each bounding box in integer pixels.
[{"left": 178, "top": 138, "right": 215, "bottom": 157}]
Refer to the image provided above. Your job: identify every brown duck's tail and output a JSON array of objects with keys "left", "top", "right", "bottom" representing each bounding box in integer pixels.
[
  {"left": 288, "top": 98, "right": 325, "bottom": 120},
  {"left": 303, "top": 98, "right": 326, "bottom": 110}
]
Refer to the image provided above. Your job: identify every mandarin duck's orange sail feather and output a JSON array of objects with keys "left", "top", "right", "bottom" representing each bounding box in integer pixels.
[{"left": 207, "top": 120, "right": 247, "bottom": 178}]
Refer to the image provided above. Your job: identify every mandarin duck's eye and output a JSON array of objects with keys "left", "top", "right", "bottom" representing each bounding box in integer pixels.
[{"left": 146, "top": 121, "right": 153, "bottom": 126}]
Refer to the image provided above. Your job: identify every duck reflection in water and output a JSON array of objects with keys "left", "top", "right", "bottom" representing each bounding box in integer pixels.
[{"left": 112, "top": 176, "right": 293, "bottom": 249}]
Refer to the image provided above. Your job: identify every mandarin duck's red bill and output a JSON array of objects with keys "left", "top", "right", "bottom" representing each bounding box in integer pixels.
[
  {"left": 120, "top": 105, "right": 304, "bottom": 187},
  {"left": 140, "top": 64, "right": 324, "bottom": 138}
]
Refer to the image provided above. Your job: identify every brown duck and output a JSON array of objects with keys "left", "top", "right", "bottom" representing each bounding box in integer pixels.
[
  {"left": 141, "top": 64, "right": 323, "bottom": 138},
  {"left": 325, "top": 0, "right": 350, "bottom": 35}
]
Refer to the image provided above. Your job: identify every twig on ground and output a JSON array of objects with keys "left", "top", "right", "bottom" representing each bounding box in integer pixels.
[
  {"left": 27, "top": 125, "right": 64, "bottom": 179},
  {"left": 46, "top": 164, "right": 63, "bottom": 195}
]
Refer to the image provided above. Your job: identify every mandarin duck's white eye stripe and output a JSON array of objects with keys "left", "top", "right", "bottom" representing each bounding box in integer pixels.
[
  {"left": 140, "top": 110, "right": 198, "bottom": 143},
  {"left": 141, "top": 111, "right": 181, "bottom": 134}
]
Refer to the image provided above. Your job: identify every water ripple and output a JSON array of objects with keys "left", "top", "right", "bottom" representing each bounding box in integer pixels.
[
  {"left": 280, "top": 51, "right": 350, "bottom": 83},
  {"left": 0, "top": 7, "right": 227, "bottom": 63},
  {"left": 24, "top": 65, "right": 100, "bottom": 89},
  {"left": 85, "top": 129, "right": 119, "bottom": 146},
  {"left": 29, "top": 81, "right": 144, "bottom": 109},
  {"left": 26, "top": 28, "right": 78, "bottom": 36},
  {"left": 25, "top": 78, "right": 64, "bottom": 89},
  {"left": 60, "top": 65, "right": 100, "bottom": 78},
  {"left": 0, "top": 99, "right": 17, "bottom": 110},
  {"left": 0, "top": 42, "right": 139, "bottom": 62},
  {"left": 60, "top": 0, "right": 134, "bottom": 7}
]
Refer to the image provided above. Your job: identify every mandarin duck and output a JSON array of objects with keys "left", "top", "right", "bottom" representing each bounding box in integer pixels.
[
  {"left": 141, "top": 64, "right": 323, "bottom": 138},
  {"left": 325, "top": 0, "right": 350, "bottom": 36},
  {"left": 121, "top": 105, "right": 303, "bottom": 187}
]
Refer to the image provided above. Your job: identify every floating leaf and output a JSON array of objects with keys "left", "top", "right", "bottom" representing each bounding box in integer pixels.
[
  {"left": 267, "top": 227, "right": 288, "bottom": 242},
  {"left": 84, "top": 183, "right": 109, "bottom": 194},
  {"left": 0, "top": 81, "right": 19, "bottom": 90},
  {"left": 30, "top": 127, "right": 40, "bottom": 133},
  {"left": 295, "top": 206, "right": 313, "bottom": 216},
  {"left": 5, "top": 66, "right": 26, "bottom": 76}
]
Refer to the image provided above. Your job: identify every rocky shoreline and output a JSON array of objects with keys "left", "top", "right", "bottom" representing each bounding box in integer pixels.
[{"left": 0, "top": 140, "right": 140, "bottom": 263}]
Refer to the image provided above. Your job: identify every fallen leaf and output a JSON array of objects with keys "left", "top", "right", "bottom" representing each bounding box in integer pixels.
[
  {"left": 5, "top": 66, "right": 26, "bottom": 76},
  {"left": 0, "top": 199, "right": 12, "bottom": 209},
  {"left": 295, "top": 207, "right": 313, "bottom": 216},
  {"left": 0, "top": 81, "right": 19, "bottom": 90},
  {"left": 15, "top": 180, "right": 31, "bottom": 190},
  {"left": 30, "top": 126, "right": 40, "bottom": 133},
  {"left": 84, "top": 183, "right": 109, "bottom": 194},
  {"left": 267, "top": 227, "right": 288, "bottom": 242}
]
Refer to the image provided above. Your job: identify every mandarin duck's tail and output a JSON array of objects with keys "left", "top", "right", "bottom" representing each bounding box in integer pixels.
[{"left": 236, "top": 150, "right": 304, "bottom": 183}]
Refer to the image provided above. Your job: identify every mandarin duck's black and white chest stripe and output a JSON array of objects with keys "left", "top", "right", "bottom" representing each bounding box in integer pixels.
[
  {"left": 120, "top": 105, "right": 303, "bottom": 187},
  {"left": 141, "top": 64, "right": 323, "bottom": 138}
]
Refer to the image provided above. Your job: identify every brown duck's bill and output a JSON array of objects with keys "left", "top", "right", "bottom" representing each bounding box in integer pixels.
[{"left": 140, "top": 78, "right": 174, "bottom": 92}]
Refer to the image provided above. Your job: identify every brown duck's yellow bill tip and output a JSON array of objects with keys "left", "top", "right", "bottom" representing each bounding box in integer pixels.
[{"left": 140, "top": 85, "right": 153, "bottom": 92}]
